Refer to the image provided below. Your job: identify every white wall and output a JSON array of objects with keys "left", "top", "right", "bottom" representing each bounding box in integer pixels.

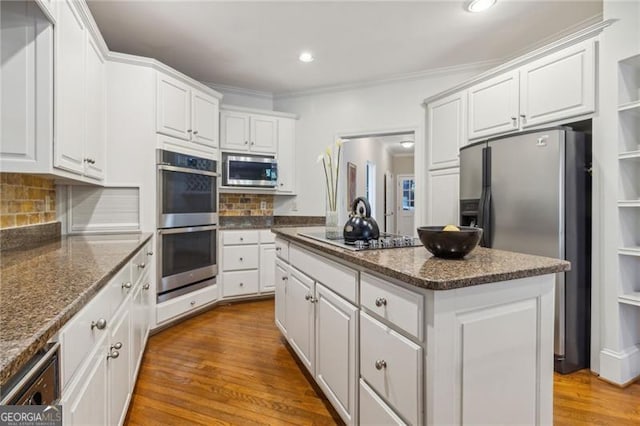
[
  {"left": 272, "top": 64, "right": 489, "bottom": 225},
  {"left": 392, "top": 155, "right": 414, "bottom": 175},
  {"left": 203, "top": 83, "right": 274, "bottom": 110}
]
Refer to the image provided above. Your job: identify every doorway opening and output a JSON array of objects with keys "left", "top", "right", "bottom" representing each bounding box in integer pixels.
[{"left": 338, "top": 130, "right": 415, "bottom": 235}]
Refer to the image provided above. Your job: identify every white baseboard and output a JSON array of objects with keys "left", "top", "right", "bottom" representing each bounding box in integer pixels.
[{"left": 599, "top": 345, "right": 640, "bottom": 385}]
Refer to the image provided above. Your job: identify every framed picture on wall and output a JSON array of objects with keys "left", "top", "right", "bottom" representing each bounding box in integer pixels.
[{"left": 347, "top": 162, "right": 357, "bottom": 210}]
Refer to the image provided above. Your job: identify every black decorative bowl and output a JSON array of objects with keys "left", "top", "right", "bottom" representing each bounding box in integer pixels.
[{"left": 417, "top": 226, "right": 483, "bottom": 259}]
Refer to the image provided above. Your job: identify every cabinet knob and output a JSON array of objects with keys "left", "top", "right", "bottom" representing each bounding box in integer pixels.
[
  {"left": 375, "top": 359, "right": 387, "bottom": 370},
  {"left": 240, "top": 237, "right": 244, "bottom": 241},
  {"left": 91, "top": 318, "right": 107, "bottom": 330},
  {"left": 281, "top": 276, "right": 287, "bottom": 281},
  {"left": 143, "top": 283, "right": 150, "bottom": 290},
  {"left": 244, "top": 141, "right": 249, "bottom": 145},
  {"left": 111, "top": 342, "right": 123, "bottom": 350},
  {"left": 251, "top": 141, "right": 255, "bottom": 146},
  {"left": 375, "top": 297, "right": 387, "bottom": 307},
  {"left": 122, "top": 281, "right": 132, "bottom": 289},
  {"left": 305, "top": 293, "right": 312, "bottom": 301},
  {"left": 190, "top": 300, "right": 196, "bottom": 306},
  {"left": 137, "top": 262, "right": 146, "bottom": 269},
  {"left": 107, "top": 350, "right": 120, "bottom": 360},
  {"left": 276, "top": 247, "right": 282, "bottom": 252},
  {"left": 147, "top": 251, "right": 154, "bottom": 256},
  {"left": 239, "top": 282, "right": 244, "bottom": 287},
  {"left": 239, "top": 257, "right": 243, "bottom": 261},
  {"left": 280, "top": 183, "right": 284, "bottom": 186},
  {"left": 511, "top": 116, "right": 518, "bottom": 126},
  {"left": 193, "top": 130, "right": 199, "bottom": 135},
  {"left": 187, "top": 129, "right": 192, "bottom": 133}
]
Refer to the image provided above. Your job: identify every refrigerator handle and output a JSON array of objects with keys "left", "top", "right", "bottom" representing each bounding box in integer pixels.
[
  {"left": 478, "top": 187, "right": 486, "bottom": 246},
  {"left": 484, "top": 188, "right": 492, "bottom": 248}
]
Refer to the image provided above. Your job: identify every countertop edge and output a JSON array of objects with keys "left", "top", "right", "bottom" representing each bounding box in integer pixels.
[
  {"left": 271, "top": 227, "right": 570, "bottom": 290},
  {"left": 0, "top": 233, "right": 153, "bottom": 387}
]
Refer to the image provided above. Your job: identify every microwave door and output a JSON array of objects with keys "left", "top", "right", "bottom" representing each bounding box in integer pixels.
[{"left": 226, "top": 156, "right": 277, "bottom": 187}]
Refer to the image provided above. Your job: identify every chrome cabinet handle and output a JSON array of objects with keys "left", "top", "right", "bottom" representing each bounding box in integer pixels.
[
  {"left": 193, "top": 130, "right": 199, "bottom": 135},
  {"left": 187, "top": 129, "right": 192, "bottom": 133},
  {"left": 511, "top": 116, "right": 517, "bottom": 126},
  {"left": 190, "top": 301, "right": 196, "bottom": 306},
  {"left": 107, "top": 350, "right": 119, "bottom": 360},
  {"left": 147, "top": 251, "right": 153, "bottom": 256},
  {"left": 143, "top": 283, "right": 150, "bottom": 290},
  {"left": 137, "top": 262, "right": 146, "bottom": 269},
  {"left": 91, "top": 318, "right": 107, "bottom": 330},
  {"left": 375, "top": 360, "right": 387, "bottom": 370},
  {"left": 375, "top": 297, "right": 387, "bottom": 307},
  {"left": 122, "top": 281, "right": 132, "bottom": 289},
  {"left": 305, "top": 293, "right": 312, "bottom": 301},
  {"left": 111, "top": 342, "right": 122, "bottom": 350},
  {"left": 276, "top": 247, "right": 282, "bottom": 252},
  {"left": 281, "top": 276, "right": 287, "bottom": 281}
]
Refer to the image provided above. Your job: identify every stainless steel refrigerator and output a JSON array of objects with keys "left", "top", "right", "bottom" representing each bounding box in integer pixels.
[{"left": 459, "top": 127, "right": 591, "bottom": 374}]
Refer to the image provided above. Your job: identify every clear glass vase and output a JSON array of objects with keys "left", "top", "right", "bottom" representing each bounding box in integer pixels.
[{"left": 325, "top": 209, "right": 341, "bottom": 240}]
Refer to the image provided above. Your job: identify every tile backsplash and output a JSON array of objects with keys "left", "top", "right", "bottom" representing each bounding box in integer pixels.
[
  {"left": 0, "top": 173, "right": 56, "bottom": 229},
  {"left": 220, "top": 193, "right": 274, "bottom": 217}
]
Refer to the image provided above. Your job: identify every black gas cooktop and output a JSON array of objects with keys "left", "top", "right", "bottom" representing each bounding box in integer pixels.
[{"left": 298, "top": 230, "right": 421, "bottom": 251}]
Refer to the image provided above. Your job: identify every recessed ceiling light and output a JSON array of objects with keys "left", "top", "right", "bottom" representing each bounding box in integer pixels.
[
  {"left": 299, "top": 52, "right": 314, "bottom": 63},
  {"left": 467, "top": 0, "right": 497, "bottom": 13},
  {"left": 400, "top": 141, "right": 415, "bottom": 149}
]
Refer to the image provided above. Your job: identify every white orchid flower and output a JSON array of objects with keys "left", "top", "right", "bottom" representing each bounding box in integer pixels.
[{"left": 316, "top": 153, "right": 325, "bottom": 163}]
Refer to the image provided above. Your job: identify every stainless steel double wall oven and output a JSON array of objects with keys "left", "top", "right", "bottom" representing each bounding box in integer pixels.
[{"left": 157, "top": 149, "right": 218, "bottom": 302}]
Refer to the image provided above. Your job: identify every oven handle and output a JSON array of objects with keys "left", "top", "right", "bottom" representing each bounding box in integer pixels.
[
  {"left": 158, "top": 164, "right": 218, "bottom": 177},
  {"left": 158, "top": 225, "right": 218, "bottom": 235}
]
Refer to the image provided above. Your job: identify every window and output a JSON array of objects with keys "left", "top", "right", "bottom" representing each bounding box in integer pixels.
[
  {"left": 402, "top": 178, "right": 415, "bottom": 211},
  {"left": 365, "top": 161, "right": 376, "bottom": 217}
]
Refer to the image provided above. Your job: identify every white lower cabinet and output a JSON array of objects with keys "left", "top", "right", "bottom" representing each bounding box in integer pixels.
[
  {"left": 222, "top": 270, "right": 259, "bottom": 297},
  {"left": 285, "top": 267, "right": 315, "bottom": 373},
  {"left": 260, "top": 244, "right": 276, "bottom": 292},
  {"left": 156, "top": 283, "right": 218, "bottom": 324},
  {"left": 274, "top": 259, "right": 288, "bottom": 336},
  {"left": 359, "top": 379, "right": 406, "bottom": 426},
  {"left": 315, "top": 283, "right": 358, "bottom": 425},
  {"left": 108, "top": 303, "right": 131, "bottom": 426}
]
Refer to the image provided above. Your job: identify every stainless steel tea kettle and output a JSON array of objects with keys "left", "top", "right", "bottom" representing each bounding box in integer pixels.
[{"left": 343, "top": 197, "right": 380, "bottom": 243}]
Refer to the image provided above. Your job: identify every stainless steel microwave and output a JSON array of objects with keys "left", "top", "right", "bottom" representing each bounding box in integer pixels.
[{"left": 222, "top": 153, "right": 278, "bottom": 187}]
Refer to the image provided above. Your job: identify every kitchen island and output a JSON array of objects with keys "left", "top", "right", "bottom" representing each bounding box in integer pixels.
[{"left": 272, "top": 226, "right": 569, "bottom": 425}]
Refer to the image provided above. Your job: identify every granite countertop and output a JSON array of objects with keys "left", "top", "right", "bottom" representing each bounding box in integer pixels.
[
  {"left": 272, "top": 226, "right": 570, "bottom": 290},
  {"left": 0, "top": 233, "right": 152, "bottom": 386}
]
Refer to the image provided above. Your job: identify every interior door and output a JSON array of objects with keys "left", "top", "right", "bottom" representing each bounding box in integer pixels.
[
  {"left": 396, "top": 174, "right": 415, "bottom": 235},
  {"left": 384, "top": 171, "right": 395, "bottom": 234}
]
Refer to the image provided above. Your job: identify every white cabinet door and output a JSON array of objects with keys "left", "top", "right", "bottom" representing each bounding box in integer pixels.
[
  {"left": 250, "top": 115, "right": 278, "bottom": 154},
  {"left": 315, "top": 283, "right": 358, "bottom": 425},
  {"left": 220, "top": 111, "right": 250, "bottom": 151},
  {"left": 157, "top": 74, "right": 191, "bottom": 140},
  {"left": 428, "top": 168, "right": 459, "bottom": 226},
  {"left": 260, "top": 244, "right": 276, "bottom": 292},
  {"left": 276, "top": 117, "right": 296, "bottom": 193},
  {"left": 428, "top": 91, "right": 467, "bottom": 170},
  {"left": 108, "top": 305, "right": 131, "bottom": 426},
  {"left": 191, "top": 90, "right": 218, "bottom": 147},
  {"left": 130, "top": 284, "right": 144, "bottom": 378},
  {"left": 275, "top": 259, "right": 288, "bottom": 336},
  {"left": 520, "top": 41, "right": 595, "bottom": 128},
  {"left": 64, "top": 338, "right": 109, "bottom": 426},
  {"left": 54, "top": 0, "right": 85, "bottom": 174},
  {"left": 83, "top": 34, "right": 106, "bottom": 180},
  {"left": 285, "top": 268, "right": 315, "bottom": 374},
  {"left": 468, "top": 71, "right": 520, "bottom": 140},
  {"left": 141, "top": 278, "right": 153, "bottom": 342}
]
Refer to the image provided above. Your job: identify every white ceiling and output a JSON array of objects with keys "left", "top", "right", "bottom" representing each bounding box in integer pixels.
[{"left": 87, "top": 0, "right": 602, "bottom": 95}]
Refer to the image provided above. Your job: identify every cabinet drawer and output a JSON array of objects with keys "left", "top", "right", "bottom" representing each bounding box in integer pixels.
[
  {"left": 360, "top": 312, "right": 422, "bottom": 425},
  {"left": 222, "top": 270, "right": 259, "bottom": 297},
  {"left": 60, "top": 287, "right": 111, "bottom": 389},
  {"left": 105, "top": 261, "right": 132, "bottom": 319},
  {"left": 259, "top": 229, "right": 275, "bottom": 244},
  {"left": 223, "top": 245, "right": 259, "bottom": 271},
  {"left": 275, "top": 238, "right": 289, "bottom": 262},
  {"left": 289, "top": 244, "right": 357, "bottom": 304},
  {"left": 361, "top": 273, "right": 423, "bottom": 341},
  {"left": 156, "top": 284, "right": 218, "bottom": 324},
  {"left": 222, "top": 230, "right": 259, "bottom": 245},
  {"left": 130, "top": 247, "right": 148, "bottom": 285},
  {"left": 359, "top": 379, "right": 406, "bottom": 426}
]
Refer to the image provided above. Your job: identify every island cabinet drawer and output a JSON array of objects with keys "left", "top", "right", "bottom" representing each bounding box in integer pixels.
[
  {"left": 275, "top": 238, "right": 289, "bottom": 262},
  {"left": 361, "top": 273, "right": 424, "bottom": 341},
  {"left": 60, "top": 286, "right": 112, "bottom": 389},
  {"left": 359, "top": 379, "right": 406, "bottom": 426},
  {"left": 360, "top": 312, "right": 422, "bottom": 426},
  {"left": 259, "top": 229, "right": 275, "bottom": 244},
  {"left": 156, "top": 284, "right": 218, "bottom": 324},
  {"left": 130, "top": 247, "right": 147, "bottom": 285},
  {"left": 223, "top": 246, "right": 259, "bottom": 271},
  {"left": 222, "top": 230, "right": 259, "bottom": 246},
  {"left": 222, "top": 270, "right": 259, "bottom": 297},
  {"left": 105, "top": 261, "right": 133, "bottom": 319},
  {"left": 289, "top": 244, "right": 357, "bottom": 304}
]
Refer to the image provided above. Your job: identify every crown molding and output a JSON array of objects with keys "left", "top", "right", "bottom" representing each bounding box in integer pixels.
[
  {"left": 423, "top": 17, "right": 614, "bottom": 105},
  {"left": 204, "top": 83, "right": 274, "bottom": 101},
  {"left": 274, "top": 59, "right": 500, "bottom": 100},
  {"left": 220, "top": 104, "right": 298, "bottom": 119}
]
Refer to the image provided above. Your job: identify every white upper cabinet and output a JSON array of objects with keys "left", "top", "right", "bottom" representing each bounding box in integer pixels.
[
  {"left": 157, "top": 74, "right": 191, "bottom": 140},
  {"left": 157, "top": 74, "right": 220, "bottom": 151},
  {"left": 191, "top": 90, "right": 219, "bottom": 147},
  {"left": 220, "top": 110, "right": 278, "bottom": 154},
  {"left": 84, "top": 34, "right": 106, "bottom": 180},
  {"left": 427, "top": 91, "right": 467, "bottom": 169},
  {"left": 55, "top": 0, "right": 86, "bottom": 174},
  {"left": 276, "top": 117, "right": 296, "bottom": 193},
  {"left": 468, "top": 71, "right": 520, "bottom": 140},
  {"left": 428, "top": 168, "right": 460, "bottom": 226},
  {"left": 519, "top": 41, "right": 595, "bottom": 128}
]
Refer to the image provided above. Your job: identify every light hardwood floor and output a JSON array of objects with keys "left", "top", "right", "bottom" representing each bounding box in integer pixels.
[{"left": 126, "top": 299, "right": 640, "bottom": 425}]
